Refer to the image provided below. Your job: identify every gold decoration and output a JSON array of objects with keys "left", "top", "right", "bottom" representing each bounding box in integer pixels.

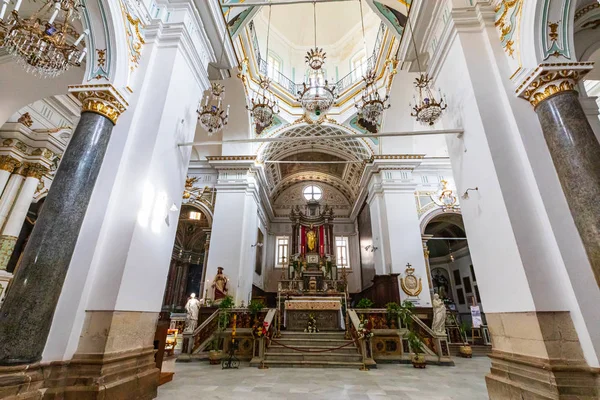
[
  {"left": 548, "top": 21, "right": 560, "bottom": 42},
  {"left": 516, "top": 63, "right": 593, "bottom": 108},
  {"left": 575, "top": 2, "right": 600, "bottom": 21},
  {"left": 24, "top": 163, "right": 48, "bottom": 179},
  {"left": 400, "top": 263, "right": 422, "bottom": 297},
  {"left": 0, "top": 156, "right": 21, "bottom": 173},
  {"left": 18, "top": 113, "right": 33, "bottom": 128},
  {"left": 97, "top": 49, "right": 106, "bottom": 68},
  {"left": 69, "top": 84, "right": 129, "bottom": 124}
]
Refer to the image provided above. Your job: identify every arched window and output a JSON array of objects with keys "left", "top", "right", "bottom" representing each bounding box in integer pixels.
[{"left": 303, "top": 185, "right": 323, "bottom": 201}]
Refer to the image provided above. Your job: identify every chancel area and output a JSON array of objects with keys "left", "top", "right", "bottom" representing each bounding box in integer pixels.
[{"left": 0, "top": 0, "right": 600, "bottom": 399}]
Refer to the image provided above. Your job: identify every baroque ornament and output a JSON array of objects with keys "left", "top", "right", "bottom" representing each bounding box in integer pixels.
[
  {"left": 516, "top": 63, "right": 593, "bottom": 107},
  {"left": 400, "top": 263, "right": 422, "bottom": 297},
  {"left": 0, "top": 0, "right": 88, "bottom": 78},
  {"left": 69, "top": 84, "right": 129, "bottom": 124}
]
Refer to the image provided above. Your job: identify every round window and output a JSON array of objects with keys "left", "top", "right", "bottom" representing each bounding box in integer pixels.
[{"left": 303, "top": 185, "right": 323, "bottom": 201}]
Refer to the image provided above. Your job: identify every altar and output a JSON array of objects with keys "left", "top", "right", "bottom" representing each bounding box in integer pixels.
[{"left": 284, "top": 296, "right": 345, "bottom": 331}]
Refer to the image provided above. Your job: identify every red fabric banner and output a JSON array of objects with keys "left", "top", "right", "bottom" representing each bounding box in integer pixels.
[
  {"left": 319, "top": 225, "right": 324, "bottom": 256},
  {"left": 301, "top": 226, "right": 306, "bottom": 255}
]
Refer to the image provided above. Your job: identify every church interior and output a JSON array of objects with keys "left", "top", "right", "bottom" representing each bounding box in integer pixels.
[{"left": 0, "top": 0, "right": 599, "bottom": 399}]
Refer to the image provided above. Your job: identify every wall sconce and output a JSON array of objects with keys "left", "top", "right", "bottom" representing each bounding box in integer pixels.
[
  {"left": 364, "top": 245, "right": 378, "bottom": 252},
  {"left": 251, "top": 243, "right": 264, "bottom": 248},
  {"left": 462, "top": 187, "right": 479, "bottom": 200}
]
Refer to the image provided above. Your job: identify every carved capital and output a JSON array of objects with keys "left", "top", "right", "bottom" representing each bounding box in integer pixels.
[
  {"left": 0, "top": 155, "right": 21, "bottom": 173},
  {"left": 68, "top": 84, "right": 129, "bottom": 125},
  {"left": 24, "top": 163, "right": 49, "bottom": 180},
  {"left": 516, "top": 63, "right": 593, "bottom": 108}
]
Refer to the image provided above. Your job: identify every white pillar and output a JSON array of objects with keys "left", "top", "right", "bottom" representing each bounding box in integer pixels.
[
  {"left": 0, "top": 156, "right": 21, "bottom": 198},
  {"left": 0, "top": 164, "right": 45, "bottom": 270},
  {"left": 205, "top": 159, "right": 260, "bottom": 305},
  {"left": 0, "top": 170, "right": 25, "bottom": 230},
  {"left": 364, "top": 159, "right": 432, "bottom": 306}
]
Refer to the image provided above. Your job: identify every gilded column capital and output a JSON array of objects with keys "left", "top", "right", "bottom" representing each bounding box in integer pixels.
[
  {"left": 0, "top": 155, "right": 22, "bottom": 173},
  {"left": 23, "top": 163, "right": 49, "bottom": 180},
  {"left": 515, "top": 63, "right": 594, "bottom": 108},
  {"left": 68, "top": 84, "right": 129, "bottom": 125}
]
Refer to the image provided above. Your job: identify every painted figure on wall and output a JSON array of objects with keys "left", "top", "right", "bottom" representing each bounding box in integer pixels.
[
  {"left": 307, "top": 229, "right": 316, "bottom": 252},
  {"left": 212, "top": 266, "right": 228, "bottom": 303}
]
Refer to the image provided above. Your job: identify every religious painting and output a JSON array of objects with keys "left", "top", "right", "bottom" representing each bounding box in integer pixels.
[
  {"left": 431, "top": 268, "right": 451, "bottom": 300},
  {"left": 462, "top": 277, "right": 473, "bottom": 294},
  {"left": 255, "top": 229, "right": 264, "bottom": 275},
  {"left": 456, "top": 288, "right": 466, "bottom": 305}
]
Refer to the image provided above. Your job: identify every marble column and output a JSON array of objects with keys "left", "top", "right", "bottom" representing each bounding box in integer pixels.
[
  {"left": 0, "top": 163, "right": 47, "bottom": 270},
  {"left": 0, "top": 87, "right": 127, "bottom": 365},
  {"left": 520, "top": 67, "right": 600, "bottom": 288},
  {"left": 0, "top": 156, "right": 21, "bottom": 198}
]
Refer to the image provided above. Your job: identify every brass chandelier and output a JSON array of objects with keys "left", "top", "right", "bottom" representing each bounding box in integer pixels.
[
  {"left": 248, "top": 77, "right": 279, "bottom": 134},
  {"left": 198, "top": 82, "right": 230, "bottom": 135},
  {"left": 0, "top": 0, "right": 88, "bottom": 78},
  {"left": 297, "top": 2, "right": 337, "bottom": 119},
  {"left": 247, "top": 5, "right": 279, "bottom": 134},
  {"left": 198, "top": 6, "right": 230, "bottom": 136},
  {"left": 407, "top": 8, "right": 447, "bottom": 126},
  {"left": 354, "top": 0, "right": 390, "bottom": 131}
]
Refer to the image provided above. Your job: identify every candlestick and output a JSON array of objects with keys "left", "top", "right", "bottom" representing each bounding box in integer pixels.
[
  {"left": 48, "top": 2, "right": 61, "bottom": 24},
  {"left": 14, "top": 0, "right": 22, "bottom": 12}
]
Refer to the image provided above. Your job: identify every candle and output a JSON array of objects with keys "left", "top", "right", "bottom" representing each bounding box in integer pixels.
[
  {"left": 14, "top": 0, "right": 22, "bottom": 12},
  {"left": 74, "top": 29, "right": 89, "bottom": 46},
  {"left": 77, "top": 48, "right": 87, "bottom": 64},
  {"left": 48, "top": 2, "right": 61, "bottom": 25},
  {"left": 0, "top": 0, "right": 10, "bottom": 20}
]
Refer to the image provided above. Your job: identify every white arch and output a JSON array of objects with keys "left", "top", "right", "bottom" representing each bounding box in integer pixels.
[{"left": 419, "top": 207, "right": 463, "bottom": 235}]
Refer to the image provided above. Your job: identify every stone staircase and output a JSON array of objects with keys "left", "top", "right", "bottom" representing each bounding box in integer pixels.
[{"left": 263, "top": 331, "right": 364, "bottom": 368}]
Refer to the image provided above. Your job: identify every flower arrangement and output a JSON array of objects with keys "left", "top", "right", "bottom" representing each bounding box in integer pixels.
[
  {"left": 357, "top": 318, "right": 373, "bottom": 340},
  {"left": 253, "top": 321, "right": 269, "bottom": 338},
  {"left": 304, "top": 313, "right": 319, "bottom": 333}
]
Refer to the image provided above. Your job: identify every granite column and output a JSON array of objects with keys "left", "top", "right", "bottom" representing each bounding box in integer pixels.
[
  {"left": 520, "top": 66, "right": 600, "bottom": 288},
  {"left": 0, "top": 87, "right": 127, "bottom": 365}
]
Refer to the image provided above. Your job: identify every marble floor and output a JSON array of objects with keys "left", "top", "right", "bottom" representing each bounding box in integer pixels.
[{"left": 157, "top": 357, "right": 491, "bottom": 399}]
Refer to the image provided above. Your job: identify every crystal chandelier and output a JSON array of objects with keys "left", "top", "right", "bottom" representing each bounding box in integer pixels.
[
  {"left": 410, "top": 74, "right": 447, "bottom": 126},
  {"left": 0, "top": 0, "right": 88, "bottom": 78},
  {"left": 198, "top": 82, "right": 230, "bottom": 135},
  {"left": 355, "top": 70, "right": 390, "bottom": 130},
  {"left": 297, "top": 2, "right": 336, "bottom": 119},
  {"left": 406, "top": 7, "right": 447, "bottom": 126},
  {"left": 297, "top": 48, "right": 337, "bottom": 119},
  {"left": 247, "top": 5, "right": 278, "bottom": 134},
  {"left": 248, "top": 77, "right": 279, "bottom": 134}
]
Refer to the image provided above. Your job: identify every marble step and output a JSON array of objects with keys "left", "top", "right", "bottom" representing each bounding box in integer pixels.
[
  {"left": 265, "top": 352, "right": 363, "bottom": 362},
  {"left": 262, "top": 360, "right": 365, "bottom": 368},
  {"left": 273, "top": 338, "right": 353, "bottom": 347},
  {"left": 267, "top": 344, "right": 359, "bottom": 354},
  {"left": 279, "top": 332, "right": 346, "bottom": 340}
]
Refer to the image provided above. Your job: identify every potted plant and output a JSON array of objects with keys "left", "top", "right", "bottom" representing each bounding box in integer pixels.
[
  {"left": 458, "top": 323, "right": 472, "bottom": 358},
  {"left": 385, "top": 302, "right": 401, "bottom": 329},
  {"left": 209, "top": 295, "right": 234, "bottom": 364},
  {"left": 355, "top": 298, "right": 374, "bottom": 309},
  {"left": 248, "top": 299, "right": 265, "bottom": 322},
  {"left": 208, "top": 337, "right": 222, "bottom": 365},
  {"left": 407, "top": 331, "right": 426, "bottom": 368}
]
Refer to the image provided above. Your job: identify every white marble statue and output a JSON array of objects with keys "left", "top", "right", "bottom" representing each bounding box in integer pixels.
[
  {"left": 431, "top": 294, "right": 447, "bottom": 335},
  {"left": 184, "top": 293, "right": 201, "bottom": 333}
]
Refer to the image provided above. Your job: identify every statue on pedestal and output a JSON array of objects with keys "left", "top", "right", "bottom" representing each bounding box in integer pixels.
[
  {"left": 432, "top": 294, "right": 447, "bottom": 335},
  {"left": 184, "top": 293, "right": 201, "bottom": 333},
  {"left": 211, "top": 266, "right": 228, "bottom": 304}
]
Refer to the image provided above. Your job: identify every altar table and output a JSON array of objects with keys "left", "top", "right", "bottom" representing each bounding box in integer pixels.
[{"left": 284, "top": 297, "right": 345, "bottom": 331}]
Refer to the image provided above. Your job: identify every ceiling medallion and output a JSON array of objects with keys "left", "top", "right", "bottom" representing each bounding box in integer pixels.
[
  {"left": 410, "top": 74, "right": 447, "bottom": 126},
  {"left": 248, "top": 77, "right": 279, "bottom": 135},
  {"left": 198, "top": 82, "right": 230, "bottom": 135},
  {"left": 0, "top": 0, "right": 88, "bottom": 78},
  {"left": 355, "top": 69, "right": 390, "bottom": 132}
]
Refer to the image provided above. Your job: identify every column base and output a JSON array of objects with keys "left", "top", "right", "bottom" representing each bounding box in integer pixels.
[
  {"left": 486, "top": 350, "right": 600, "bottom": 399},
  {"left": 485, "top": 311, "right": 600, "bottom": 399}
]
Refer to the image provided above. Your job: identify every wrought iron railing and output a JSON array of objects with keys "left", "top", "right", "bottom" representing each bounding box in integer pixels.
[{"left": 247, "top": 21, "right": 387, "bottom": 97}]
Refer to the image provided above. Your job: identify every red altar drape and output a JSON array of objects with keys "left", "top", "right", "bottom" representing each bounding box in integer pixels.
[
  {"left": 319, "top": 225, "right": 324, "bottom": 256},
  {"left": 301, "top": 226, "right": 306, "bottom": 255}
]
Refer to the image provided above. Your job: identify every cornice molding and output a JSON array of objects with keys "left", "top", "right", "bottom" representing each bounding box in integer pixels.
[{"left": 68, "top": 84, "right": 129, "bottom": 124}]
